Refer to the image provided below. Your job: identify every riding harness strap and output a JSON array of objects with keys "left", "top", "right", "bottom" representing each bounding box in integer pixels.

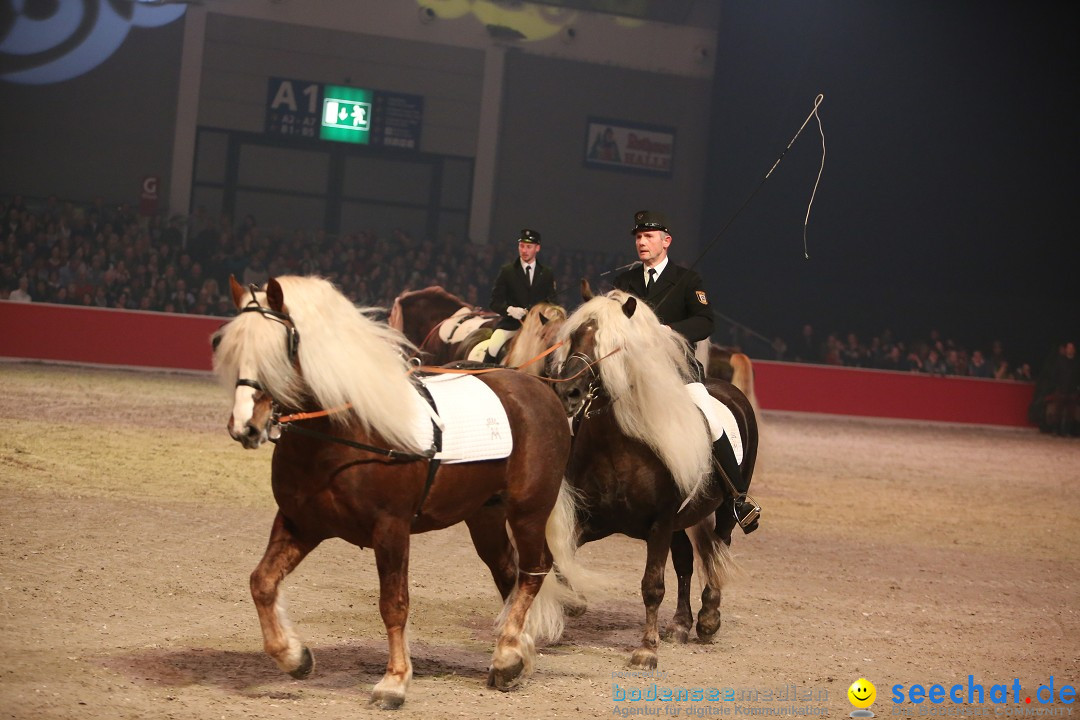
[
  {"left": 271, "top": 422, "right": 434, "bottom": 461},
  {"left": 269, "top": 386, "right": 443, "bottom": 525},
  {"left": 410, "top": 380, "right": 443, "bottom": 524}
]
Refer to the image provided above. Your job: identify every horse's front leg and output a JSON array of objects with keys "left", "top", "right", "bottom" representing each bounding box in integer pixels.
[
  {"left": 631, "top": 520, "right": 673, "bottom": 669},
  {"left": 250, "top": 511, "right": 319, "bottom": 678},
  {"left": 662, "top": 529, "right": 694, "bottom": 643},
  {"left": 370, "top": 518, "right": 413, "bottom": 710}
]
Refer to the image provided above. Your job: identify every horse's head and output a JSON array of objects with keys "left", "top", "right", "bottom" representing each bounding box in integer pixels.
[
  {"left": 212, "top": 276, "right": 301, "bottom": 449},
  {"left": 503, "top": 302, "right": 567, "bottom": 376},
  {"left": 552, "top": 294, "right": 637, "bottom": 417},
  {"left": 552, "top": 318, "right": 599, "bottom": 418},
  {"left": 214, "top": 274, "right": 427, "bottom": 455}
]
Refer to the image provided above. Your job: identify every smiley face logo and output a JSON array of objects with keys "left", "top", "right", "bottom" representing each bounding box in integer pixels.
[{"left": 848, "top": 677, "right": 876, "bottom": 710}]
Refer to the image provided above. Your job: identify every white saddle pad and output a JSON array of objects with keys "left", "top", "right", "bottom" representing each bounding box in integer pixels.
[
  {"left": 685, "top": 382, "right": 743, "bottom": 464},
  {"left": 406, "top": 374, "right": 513, "bottom": 464},
  {"left": 437, "top": 308, "right": 490, "bottom": 345}
]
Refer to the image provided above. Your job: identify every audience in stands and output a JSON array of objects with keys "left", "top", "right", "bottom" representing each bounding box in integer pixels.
[
  {"left": 0, "top": 194, "right": 1063, "bottom": 385},
  {"left": 0, "top": 194, "right": 631, "bottom": 319}
]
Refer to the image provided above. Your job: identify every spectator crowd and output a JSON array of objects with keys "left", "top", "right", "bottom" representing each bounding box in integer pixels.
[
  {"left": 2, "top": 193, "right": 1070, "bottom": 391},
  {"left": 0, "top": 194, "right": 622, "bottom": 320},
  {"left": 782, "top": 323, "right": 1037, "bottom": 383}
]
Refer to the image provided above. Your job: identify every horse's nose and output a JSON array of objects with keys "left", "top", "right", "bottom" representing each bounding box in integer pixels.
[
  {"left": 241, "top": 422, "right": 264, "bottom": 445},
  {"left": 560, "top": 386, "right": 582, "bottom": 414}
]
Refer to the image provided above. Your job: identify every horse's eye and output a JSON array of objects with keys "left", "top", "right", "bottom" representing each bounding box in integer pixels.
[{"left": 211, "top": 332, "right": 222, "bottom": 352}]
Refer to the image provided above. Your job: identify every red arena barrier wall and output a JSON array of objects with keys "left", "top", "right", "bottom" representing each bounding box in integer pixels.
[
  {"left": 0, "top": 301, "right": 221, "bottom": 372},
  {"left": 752, "top": 360, "right": 1034, "bottom": 427},
  {"left": 0, "top": 302, "right": 1035, "bottom": 426}
]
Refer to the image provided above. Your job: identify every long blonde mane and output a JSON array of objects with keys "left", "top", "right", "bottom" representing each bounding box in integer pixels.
[
  {"left": 213, "top": 275, "right": 425, "bottom": 452},
  {"left": 504, "top": 302, "right": 567, "bottom": 376},
  {"left": 553, "top": 290, "right": 712, "bottom": 497}
]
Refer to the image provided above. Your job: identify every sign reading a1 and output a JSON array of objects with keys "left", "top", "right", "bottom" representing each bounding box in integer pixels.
[
  {"left": 265, "top": 77, "right": 321, "bottom": 138},
  {"left": 320, "top": 85, "right": 373, "bottom": 144}
]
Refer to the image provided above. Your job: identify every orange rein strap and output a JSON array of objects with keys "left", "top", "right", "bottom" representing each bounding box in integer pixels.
[
  {"left": 275, "top": 343, "right": 619, "bottom": 422},
  {"left": 276, "top": 405, "right": 353, "bottom": 424},
  {"left": 408, "top": 340, "right": 566, "bottom": 376},
  {"left": 538, "top": 347, "right": 622, "bottom": 384}
]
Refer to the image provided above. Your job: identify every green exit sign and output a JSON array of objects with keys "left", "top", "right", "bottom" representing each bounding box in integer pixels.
[{"left": 320, "top": 85, "right": 373, "bottom": 144}]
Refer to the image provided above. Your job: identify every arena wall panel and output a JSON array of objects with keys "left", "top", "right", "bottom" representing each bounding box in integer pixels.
[
  {"left": 752, "top": 360, "right": 1034, "bottom": 427},
  {"left": 0, "top": 302, "right": 1035, "bottom": 427},
  {"left": 0, "top": 302, "right": 220, "bottom": 372}
]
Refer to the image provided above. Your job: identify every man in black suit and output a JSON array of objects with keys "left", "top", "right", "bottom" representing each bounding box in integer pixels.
[
  {"left": 476, "top": 228, "right": 557, "bottom": 363},
  {"left": 613, "top": 210, "right": 713, "bottom": 345},
  {"left": 615, "top": 210, "right": 758, "bottom": 533}
]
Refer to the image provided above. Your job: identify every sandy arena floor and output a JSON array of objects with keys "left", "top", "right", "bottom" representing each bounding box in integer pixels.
[{"left": 1, "top": 362, "right": 1078, "bottom": 719}]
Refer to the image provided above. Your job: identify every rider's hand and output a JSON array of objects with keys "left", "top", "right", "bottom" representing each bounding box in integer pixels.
[{"left": 507, "top": 306, "right": 527, "bottom": 320}]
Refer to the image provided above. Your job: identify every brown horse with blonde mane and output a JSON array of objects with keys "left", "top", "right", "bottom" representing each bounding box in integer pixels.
[
  {"left": 551, "top": 289, "right": 759, "bottom": 669},
  {"left": 213, "top": 276, "right": 588, "bottom": 708}
]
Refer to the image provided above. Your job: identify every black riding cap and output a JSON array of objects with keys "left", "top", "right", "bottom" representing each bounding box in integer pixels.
[
  {"left": 631, "top": 210, "right": 670, "bottom": 235},
  {"left": 519, "top": 228, "right": 541, "bottom": 244}
]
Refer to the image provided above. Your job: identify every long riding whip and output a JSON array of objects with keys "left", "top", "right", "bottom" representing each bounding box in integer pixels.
[{"left": 607, "top": 93, "right": 826, "bottom": 308}]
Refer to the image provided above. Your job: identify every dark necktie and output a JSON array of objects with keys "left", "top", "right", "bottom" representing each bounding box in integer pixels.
[
  {"left": 647, "top": 268, "right": 656, "bottom": 292},
  {"left": 526, "top": 265, "right": 532, "bottom": 285}
]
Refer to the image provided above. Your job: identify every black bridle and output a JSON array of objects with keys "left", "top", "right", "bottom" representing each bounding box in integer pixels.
[
  {"left": 560, "top": 350, "right": 607, "bottom": 421},
  {"left": 238, "top": 285, "right": 300, "bottom": 362}
]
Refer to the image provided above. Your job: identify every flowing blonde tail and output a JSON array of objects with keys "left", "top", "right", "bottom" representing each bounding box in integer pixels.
[
  {"left": 728, "top": 352, "right": 757, "bottom": 409},
  {"left": 728, "top": 351, "right": 768, "bottom": 474},
  {"left": 520, "top": 482, "right": 592, "bottom": 643},
  {"left": 689, "top": 522, "right": 742, "bottom": 591}
]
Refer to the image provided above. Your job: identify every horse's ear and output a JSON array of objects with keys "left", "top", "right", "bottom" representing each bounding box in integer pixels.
[
  {"left": 229, "top": 275, "right": 246, "bottom": 309},
  {"left": 621, "top": 296, "right": 637, "bottom": 319},
  {"left": 266, "top": 277, "right": 285, "bottom": 312},
  {"left": 581, "top": 278, "right": 594, "bottom": 301}
]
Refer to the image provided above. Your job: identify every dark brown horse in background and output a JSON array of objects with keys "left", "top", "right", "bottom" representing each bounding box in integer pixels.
[
  {"left": 551, "top": 289, "right": 759, "bottom": 669},
  {"left": 388, "top": 286, "right": 498, "bottom": 365},
  {"left": 213, "top": 275, "right": 588, "bottom": 708}
]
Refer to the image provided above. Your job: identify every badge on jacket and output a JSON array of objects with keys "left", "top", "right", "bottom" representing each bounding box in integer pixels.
[{"left": 696, "top": 290, "right": 708, "bottom": 305}]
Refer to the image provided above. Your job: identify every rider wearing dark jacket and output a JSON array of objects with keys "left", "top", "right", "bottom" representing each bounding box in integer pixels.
[
  {"left": 615, "top": 210, "right": 756, "bottom": 533},
  {"left": 613, "top": 211, "right": 713, "bottom": 345}
]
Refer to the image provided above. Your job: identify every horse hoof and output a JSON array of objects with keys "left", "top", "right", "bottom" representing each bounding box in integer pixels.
[
  {"left": 662, "top": 625, "right": 690, "bottom": 644},
  {"left": 288, "top": 647, "right": 315, "bottom": 679},
  {"left": 629, "top": 650, "right": 658, "bottom": 670},
  {"left": 487, "top": 658, "right": 526, "bottom": 691},
  {"left": 697, "top": 613, "right": 721, "bottom": 641},
  {"left": 369, "top": 690, "right": 406, "bottom": 710},
  {"left": 564, "top": 600, "right": 588, "bottom": 618}
]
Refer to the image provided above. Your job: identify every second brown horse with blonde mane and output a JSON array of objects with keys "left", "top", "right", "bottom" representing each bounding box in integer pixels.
[{"left": 551, "top": 289, "right": 759, "bottom": 669}]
